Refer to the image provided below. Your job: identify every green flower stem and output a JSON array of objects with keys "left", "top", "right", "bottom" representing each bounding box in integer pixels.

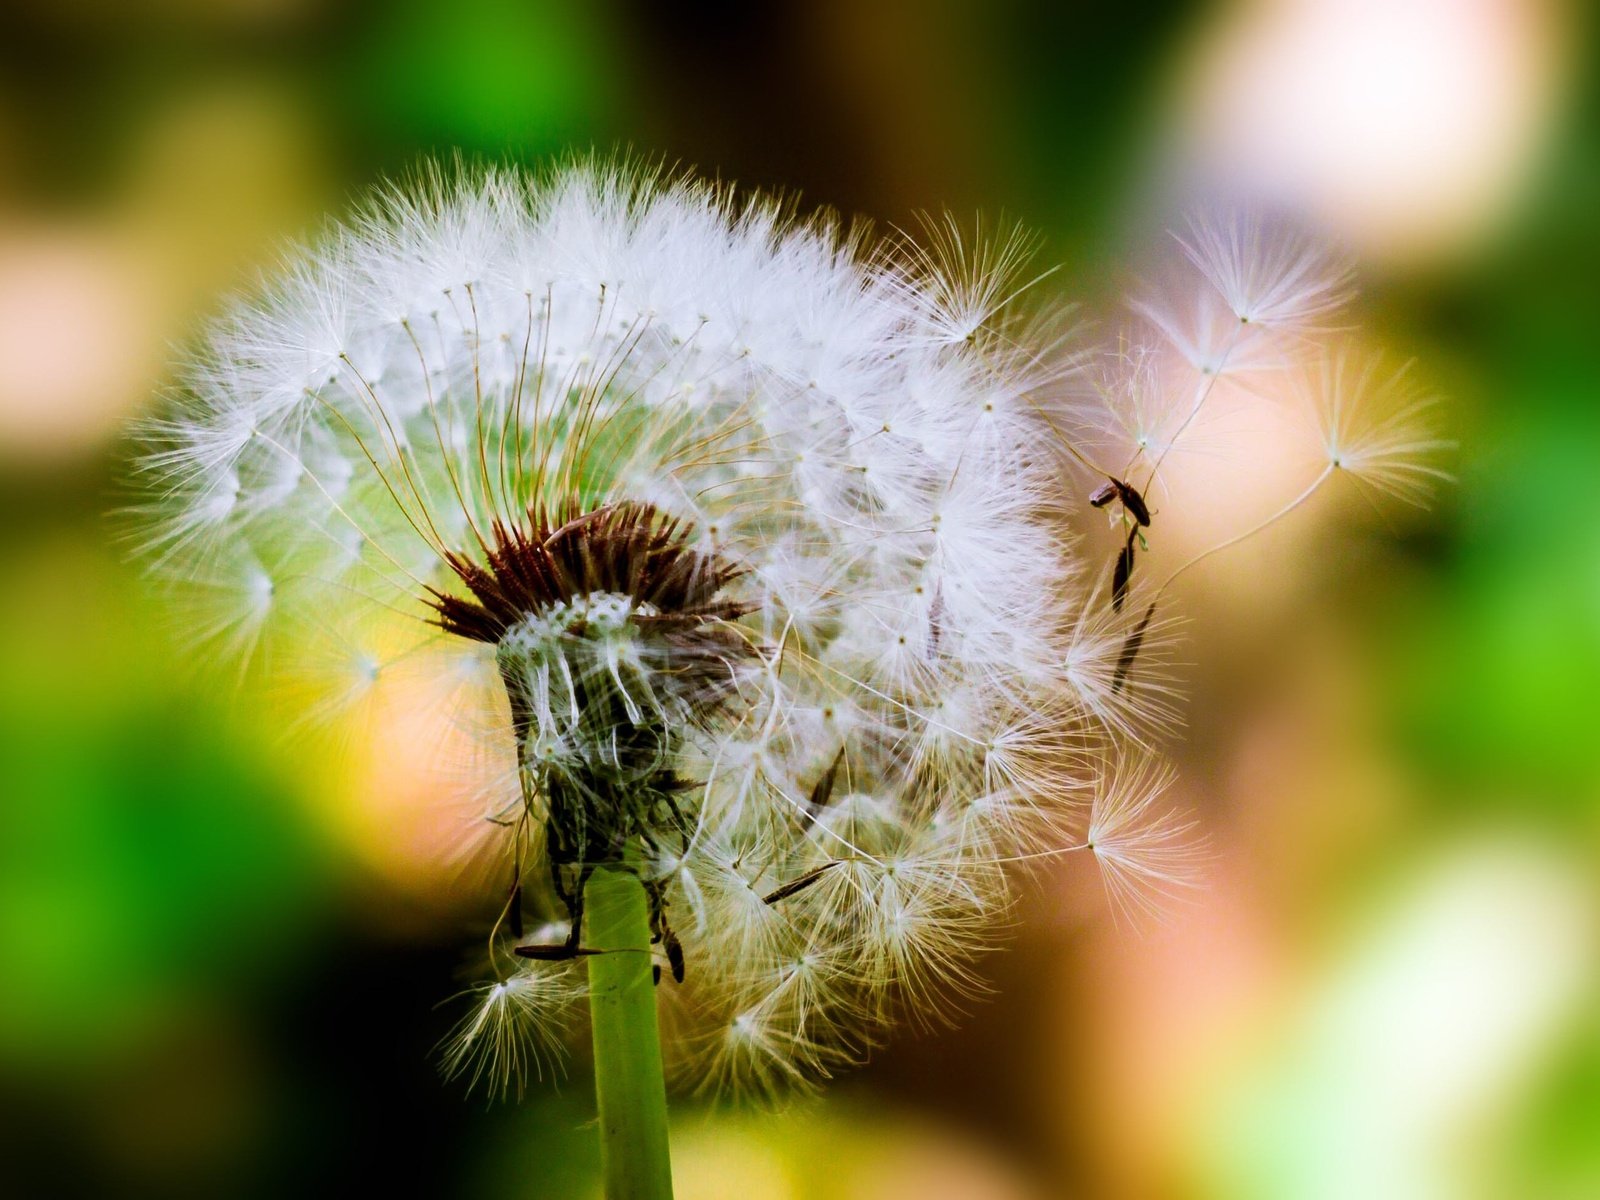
[{"left": 585, "top": 865, "right": 674, "bottom": 1199}]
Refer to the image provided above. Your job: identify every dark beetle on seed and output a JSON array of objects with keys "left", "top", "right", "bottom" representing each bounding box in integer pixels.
[{"left": 1089, "top": 476, "right": 1151, "bottom": 527}]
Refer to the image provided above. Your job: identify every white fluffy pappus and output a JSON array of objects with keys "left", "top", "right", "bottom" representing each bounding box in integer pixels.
[{"left": 129, "top": 162, "right": 1436, "bottom": 1098}]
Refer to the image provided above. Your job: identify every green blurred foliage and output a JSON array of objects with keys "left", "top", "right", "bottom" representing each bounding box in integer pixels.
[
  {"left": 1507, "top": 1013, "right": 1600, "bottom": 1200},
  {"left": 0, "top": 544, "right": 327, "bottom": 1069},
  {"left": 0, "top": 0, "right": 1596, "bottom": 1196},
  {"left": 349, "top": 0, "right": 612, "bottom": 162},
  {"left": 1398, "top": 69, "right": 1600, "bottom": 814}
]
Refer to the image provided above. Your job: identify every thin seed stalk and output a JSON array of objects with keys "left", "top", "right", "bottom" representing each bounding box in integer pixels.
[{"left": 585, "top": 864, "right": 674, "bottom": 1199}]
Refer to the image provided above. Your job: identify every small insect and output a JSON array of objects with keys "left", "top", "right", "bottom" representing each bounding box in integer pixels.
[{"left": 1089, "top": 476, "right": 1151, "bottom": 528}]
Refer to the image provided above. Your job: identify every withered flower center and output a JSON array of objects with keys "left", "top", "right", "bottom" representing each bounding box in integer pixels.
[
  {"left": 429, "top": 500, "right": 745, "bottom": 644},
  {"left": 429, "top": 500, "right": 754, "bottom": 880}
]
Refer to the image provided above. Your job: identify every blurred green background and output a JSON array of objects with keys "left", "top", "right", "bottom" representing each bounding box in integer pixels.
[{"left": 1, "top": 2, "right": 1596, "bottom": 1196}]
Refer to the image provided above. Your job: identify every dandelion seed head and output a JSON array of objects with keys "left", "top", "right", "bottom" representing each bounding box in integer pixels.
[{"left": 128, "top": 157, "right": 1443, "bottom": 1097}]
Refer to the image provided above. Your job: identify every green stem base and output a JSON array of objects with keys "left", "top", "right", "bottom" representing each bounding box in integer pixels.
[{"left": 585, "top": 866, "right": 674, "bottom": 1199}]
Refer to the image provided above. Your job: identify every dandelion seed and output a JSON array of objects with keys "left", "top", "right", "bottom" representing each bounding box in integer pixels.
[
  {"left": 1060, "top": 592, "right": 1182, "bottom": 741},
  {"left": 1309, "top": 351, "right": 1454, "bottom": 506},
  {"left": 1085, "top": 756, "right": 1206, "bottom": 926},
  {"left": 439, "top": 963, "right": 583, "bottom": 1100},
  {"left": 1175, "top": 208, "right": 1355, "bottom": 332},
  {"left": 888, "top": 214, "right": 1052, "bottom": 349},
  {"left": 700, "top": 993, "right": 849, "bottom": 1100},
  {"left": 1129, "top": 284, "right": 1290, "bottom": 381}
]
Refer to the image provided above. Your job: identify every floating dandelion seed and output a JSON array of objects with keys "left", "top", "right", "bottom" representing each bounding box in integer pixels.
[
  {"left": 1310, "top": 351, "right": 1454, "bottom": 507},
  {"left": 1173, "top": 207, "right": 1356, "bottom": 333},
  {"left": 129, "top": 158, "right": 1444, "bottom": 1196},
  {"left": 1066, "top": 205, "right": 1446, "bottom": 698}
]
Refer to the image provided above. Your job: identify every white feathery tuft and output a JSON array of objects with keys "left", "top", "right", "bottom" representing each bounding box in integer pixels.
[
  {"left": 1174, "top": 208, "right": 1355, "bottom": 333},
  {"left": 1309, "top": 351, "right": 1455, "bottom": 506},
  {"left": 438, "top": 962, "right": 584, "bottom": 1100},
  {"left": 1084, "top": 756, "right": 1206, "bottom": 926}
]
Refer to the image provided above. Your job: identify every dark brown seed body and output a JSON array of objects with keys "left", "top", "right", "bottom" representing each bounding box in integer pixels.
[
  {"left": 763, "top": 861, "right": 843, "bottom": 905},
  {"left": 803, "top": 747, "right": 847, "bottom": 821},
  {"left": 1113, "top": 601, "right": 1158, "bottom": 693},
  {"left": 1110, "top": 526, "right": 1138, "bottom": 611}
]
